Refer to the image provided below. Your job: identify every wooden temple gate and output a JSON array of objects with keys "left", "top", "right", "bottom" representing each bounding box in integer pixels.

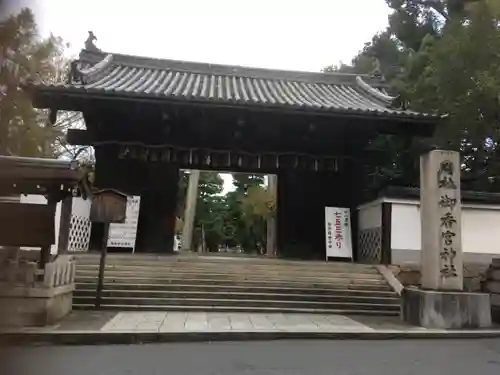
[{"left": 26, "top": 43, "right": 438, "bottom": 261}]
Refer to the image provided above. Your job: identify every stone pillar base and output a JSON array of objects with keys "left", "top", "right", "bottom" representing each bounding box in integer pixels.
[
  {"left": 0, "top": 284, "right": 74, "bottom": 328},
  {"left": 401, "top": 288, "right": 492, "bottom": 329}
]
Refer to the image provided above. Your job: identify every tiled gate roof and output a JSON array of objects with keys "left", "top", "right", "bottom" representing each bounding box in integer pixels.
[{"left": 35, "top": 49, "right": 435, "bottom": 120}]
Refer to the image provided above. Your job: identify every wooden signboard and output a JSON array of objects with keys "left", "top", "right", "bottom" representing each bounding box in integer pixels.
[
  {"left": 0, "top": 203, "right": 56, "bottom": 247},
  {"left": 90, "top": 189, "right": 127, "bottom": 224}
]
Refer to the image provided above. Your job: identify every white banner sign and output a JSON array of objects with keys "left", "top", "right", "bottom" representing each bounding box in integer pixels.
[
  {"left": 107, "top": 196, "right": 141, "bottom": 249},
  {"left": 325, "top": 207, "right": 353, "bottom": 259}
]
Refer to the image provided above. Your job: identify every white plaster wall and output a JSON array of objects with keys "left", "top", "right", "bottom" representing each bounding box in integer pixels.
[
  {"left": 390, "top": 202, "right": 420, "bottom": 252},
  {"left": 72, "top": 196, "right": 91, "bottom": 217},
  {"left": 18, "top": 195, "right": 91, "bottom": 254},
  {"left": 357, "top": 200, "right": 382, "bottom": 229},
  {"left": 390, "top": 199, "right": 500, "bottom": 255}
]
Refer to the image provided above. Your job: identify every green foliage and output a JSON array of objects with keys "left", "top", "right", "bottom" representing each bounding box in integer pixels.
[
  {"left": 177, "top": 172, "right": 274, "bottom": 253},
  {"left": 325, "top": 0, "right": 500, "bottom": 193},
  {"left": 241, "top": 185, "right": 276, "bottom": 221},
  {"left": 195, "top": 172, "right": 225, "bottom": 251},
  {"left": 404, "top": 1, "right": 500, "bottom": 189},
  {"left": 232, "top": 173, "right": 265, "bottom": 192},
  {"left": 177, "top": 171, "right": 226, "bottom": 250},
  {"left": 0, "top": 8, "right": 67, "bottom": 157}
]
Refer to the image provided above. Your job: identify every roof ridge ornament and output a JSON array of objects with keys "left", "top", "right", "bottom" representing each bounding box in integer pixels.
[{"left": 85, "top": 31, "right": 100, "bottom": 52}]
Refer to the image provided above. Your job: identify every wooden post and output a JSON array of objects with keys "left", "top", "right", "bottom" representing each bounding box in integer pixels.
[
  {"left": 39, "top": 246, "right": 51, "bottom": 270},
  {"left": 57, "top": 196, "right": 73, "bottom": 254},
  {"left": 39, "top": 200, "right": 58, "bottom": 269},
  {"left": 266, "top": 174, "right": 277, "bottom": 257},
  {"left": 95, "top": 223, "right": 109, "bottom": 308},
  {"left": 182, "top": 170, "right": 200, "bottom": 251},
  {"left": 199, "top": 223, "right": 206, "bottom": 253}
]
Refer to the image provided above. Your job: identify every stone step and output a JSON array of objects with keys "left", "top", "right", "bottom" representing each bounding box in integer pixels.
[
  {"left": 75, "top": 270, "right": 384, "bottom": 283},
  {"left": 487, "top": 269, "right": 500, "bottom": 280},
  {"left": 72, "top": 303, "right": 400, "bottom": 316},
  {"left": 74, "top": 282, "right": 397, "bottom": 297},
  {"left": 75, "top": 264, "right": 381, "bottom": 276},
  {"left": 76, "top": 266, "right": 384, "bottom": 280},
  {"left": 75, "top": 265, "right": 380, "bottom": 277},
  {"left": 74, "top": 256, "right": 378, "bottom": 271},
  {"left": 74, "top": 289, "right": 399, "bottom": 304},
  {"left": 72, "top": 256, "right": 396, "bottom": 316},
  {"left": 484, "top": 281, "right": 500, "bottom": 294},
  {"left": 75, "top": 276, "right": 391, "bottom": 290},
  {"left": 73, "top": 296, "right": 400, "bottom": 311}
]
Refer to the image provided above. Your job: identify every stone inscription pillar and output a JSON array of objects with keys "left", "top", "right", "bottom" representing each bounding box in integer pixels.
[
  {"left": 401, "top": 149, "right": 491, "bottom": 329},
  {"left": 420, "top": 150, "right": 463, "bottom": 291}
]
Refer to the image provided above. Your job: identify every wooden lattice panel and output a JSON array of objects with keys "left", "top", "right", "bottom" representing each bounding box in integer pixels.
[
  {"left": 358, "top": 227, "right": 382, "bottom": 264},
  {"left": 68, "top": 215, "right": 92, "bottom": 252}
]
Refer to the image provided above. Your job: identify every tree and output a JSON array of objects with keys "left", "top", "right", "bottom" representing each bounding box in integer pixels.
[
  {"left": 227, "top": 174, "right": 276, "bottom": 253},
  {"left": 239, "top": 184, "right": 276, "bottom": 253},
  {"left": 406, "top": 1, "right": 500, "bottom": 189},
  {"left": 52, "top": 111, "right": 93, "bottom": 161},
  {"left": 0, "top": 8, "right": 68, "bottom": 157},
  {"left": 232, "top": 173, "right": 265, "bottom": 192},
  {"left": 177, "top": 171, "right": 226, "bottom": 251},
  {"left": 325, "top": 0, "right": 500, "bottom": 193}
]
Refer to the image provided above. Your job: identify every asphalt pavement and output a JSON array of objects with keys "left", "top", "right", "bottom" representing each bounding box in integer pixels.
[{"left": 2, "top": 339, "right": 500, "bottom": 375}]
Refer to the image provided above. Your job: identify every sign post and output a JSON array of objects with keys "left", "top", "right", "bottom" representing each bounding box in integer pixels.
[
  {"left": 90, "top": 189, "right": 128, "bottom": 308},
  {"left": 325, "top": 206, "right": 353, "bottom": 260},
  {"left": 96, "top": 222, "right": 109, "bottom": 308}
]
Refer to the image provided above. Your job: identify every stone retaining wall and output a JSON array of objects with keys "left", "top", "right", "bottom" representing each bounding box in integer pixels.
[
  {"left": 390, "top": 262, "right": 490, "bottom": 292},
  {"left": 484, "top": 259, "right": 500, "bottom": 323}
]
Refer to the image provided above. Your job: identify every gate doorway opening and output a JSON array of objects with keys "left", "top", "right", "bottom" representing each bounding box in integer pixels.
[{"left": 177, "top": 170, "right": 277, "bottom": 257}]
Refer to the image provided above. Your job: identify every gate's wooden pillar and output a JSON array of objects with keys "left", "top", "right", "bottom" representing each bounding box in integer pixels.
[
  {"left": 135, "top": 164, "right": 179, "bottom": 254},
  {"left": 277, "top": 168, "right": 352, "bottom": 260},
  {"left": 277, "top": 171, "right": 331, "bottom": 260},
  {"left": 345, "top": 157, "right": 364, "bottom": 263},
  {"left": 93, "top": 146, "right": 179, "bottom": 254}
]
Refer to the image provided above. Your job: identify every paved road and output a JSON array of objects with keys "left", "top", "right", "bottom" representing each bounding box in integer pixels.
[{"left": 1, "top": 339, "right": 500, "bottom": 375}]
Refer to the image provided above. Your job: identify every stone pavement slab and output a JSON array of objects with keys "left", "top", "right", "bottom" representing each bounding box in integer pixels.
[
  {"left": 2, "top": 310, "right": 500, "bottom": 346},
  {"left": 97, "top": 312, "right": 376, "bottom": 333}
]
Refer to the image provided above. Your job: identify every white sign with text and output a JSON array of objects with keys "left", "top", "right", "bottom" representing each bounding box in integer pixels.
[
  {"left": 107, "top": 196, "right": 141, "bottom": 250},
  {"left": 325, "top": 206, "right": 353, "bottom": 259}
]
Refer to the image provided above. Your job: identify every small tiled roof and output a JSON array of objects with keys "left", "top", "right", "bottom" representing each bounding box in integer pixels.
[
  {"left": 35, "top": 49, "right": 434, "bottom": 120},
  {"left": 0, "top": 155, "right": 90, "bottom": 197}
]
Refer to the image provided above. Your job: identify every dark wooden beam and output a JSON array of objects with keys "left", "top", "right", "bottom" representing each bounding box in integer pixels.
[
  {"left": 67, "top": 129, "right": 93, "bottom": 145},
  {"left": 381, "top": 202, "right": 393, "bottom": 265},
  {"left": 34, "top": 88, "right": 439, "bottom": 133}
]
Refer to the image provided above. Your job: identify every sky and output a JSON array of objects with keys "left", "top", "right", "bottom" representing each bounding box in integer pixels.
[{"left": 6, "top": 0, "right": 392, "bottom": 192}]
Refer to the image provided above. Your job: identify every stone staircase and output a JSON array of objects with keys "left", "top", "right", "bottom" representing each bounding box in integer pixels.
[{"left": 73, "top": 254, "right": 400, "bottom": 316}]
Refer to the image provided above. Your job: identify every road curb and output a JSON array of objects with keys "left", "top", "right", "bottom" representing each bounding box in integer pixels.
[{"left": 2, "top": 329, "right": 500, "bottom": 346}]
